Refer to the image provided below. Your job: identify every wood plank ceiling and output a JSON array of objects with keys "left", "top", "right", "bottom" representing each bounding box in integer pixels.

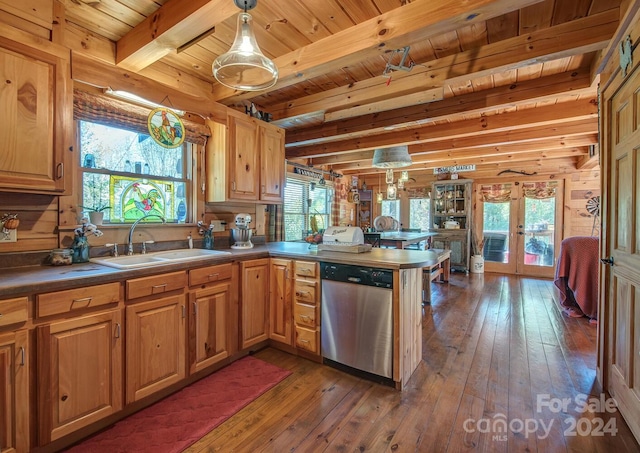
[{"left": 63, "top": 0, "right": 621, "bottom": 181}]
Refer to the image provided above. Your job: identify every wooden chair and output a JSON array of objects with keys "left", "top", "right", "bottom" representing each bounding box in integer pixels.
[{"left": 422, "top": 249, "right": 451, "bottom": 305}]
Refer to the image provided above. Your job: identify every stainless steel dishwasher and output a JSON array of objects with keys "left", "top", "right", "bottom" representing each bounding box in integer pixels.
[{"left": 320, "top": 262, "right": 393, "bottom": 380}]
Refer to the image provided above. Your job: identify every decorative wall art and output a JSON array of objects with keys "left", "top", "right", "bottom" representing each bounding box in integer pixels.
[{"left": 147, "top": 107, "right": 185, "bottom": 148}]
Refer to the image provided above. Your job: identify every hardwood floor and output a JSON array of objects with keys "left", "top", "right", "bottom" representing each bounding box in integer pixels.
[{"left": 186, "top": 273, "right": 640, "bottom": 452}]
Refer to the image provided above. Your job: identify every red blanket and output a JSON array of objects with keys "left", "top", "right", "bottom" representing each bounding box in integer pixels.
[{"left": 553, "top": 236, "right": 599, "bottom": 320}]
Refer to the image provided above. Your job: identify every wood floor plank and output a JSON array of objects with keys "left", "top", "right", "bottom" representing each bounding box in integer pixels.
[
  {"left": 478, "top": 276, "right": 510, "bottom": 453},
  {"left": 188, "top": 274, "right": 639, "bottom": 453},
  {"left": 507, "top": 276, "right": 539, "bottom": 453}
]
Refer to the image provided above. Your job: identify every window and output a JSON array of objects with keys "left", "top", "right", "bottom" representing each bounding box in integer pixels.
[
  {"left": 381, "top": 200, "right": 400, "bottom": 218},
  {"left": 79, "top": 121, "right": 191, "bottom": 223},
  {"left": 283, "top": 177, "right": 330, "bottom": 241},
  {"left": 409, "top": 198, "right": 431, "bottom": 231}
]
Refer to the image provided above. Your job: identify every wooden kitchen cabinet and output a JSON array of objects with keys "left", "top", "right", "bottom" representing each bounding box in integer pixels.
[
  {"left": 205, "top": 110, "right": 285, "bottom": 203},
  {"left": 0, "top": 329, "right": 29, "bottom": 453},
  {"left": 188, "top": 263, "right": 233, "bottom": 374},
  {"left": 126, "top": 294, "right": 186, "bottom": 404},
  {"left": 293, "top": 260, "right": 320, "bottom": 355},
  {"left": 259, "top": 122, "right": 285, "bottom": 203},
  {"left": 0, "top": 28, "right": 72, "bottom": 194},
  {"left": 228, "top": 111, "right": 260, "bottom": 201},
  {"left": 239, "top": 259, "right": 270, "bottom": 349},
  {"left": 269, "top": 258, "right": 292, "bottom": 346},
  {"left": 37, "top": 310, "right": 123, "bottom": 444}
]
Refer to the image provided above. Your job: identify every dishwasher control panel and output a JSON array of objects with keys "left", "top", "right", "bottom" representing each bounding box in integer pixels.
[{"left": 320, "top": 262, "right": 393, "bottom": 288}]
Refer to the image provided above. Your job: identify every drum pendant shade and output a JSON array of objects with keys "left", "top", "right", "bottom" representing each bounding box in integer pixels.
[{"left": 372, "top": 146, "right": 412, "bottom": 168}]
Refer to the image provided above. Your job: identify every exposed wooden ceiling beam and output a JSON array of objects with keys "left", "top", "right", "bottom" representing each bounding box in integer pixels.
[
  {"left": 285, "top": 68, "right": 594, "bottom": 147},
  {"left": 116, "top": 0, "right": 238, "bottom": 72},
  {"left": 268, "top": 10, "right": 617, "bottom": 123},
  {"left": 330, "top": 136, "right": 596, "bottom": 170},
  {"left": 211, "top": 0, "right": 545, "bottom": 102},
  {"left": 286, "top": 98, "right": 597, "bottom": 158},
  {"left": 353, "top": 156, "right": 581, "bottom": 179},
  {"left": 343, "top": 149, "right": 588, "bottom": 176}
]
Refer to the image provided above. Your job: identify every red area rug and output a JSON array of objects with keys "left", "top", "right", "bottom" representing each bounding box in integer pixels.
[{"left": 66, "top": 355, "right": 291, "bottom": 453}]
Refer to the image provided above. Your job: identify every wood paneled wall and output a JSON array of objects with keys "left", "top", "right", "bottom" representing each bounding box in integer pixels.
[
  {"left": 563, "top": 168, "right": 601, "bottom": 238},
  {"left": 0, "top": 193, "right": 58, "bottom": 253}
]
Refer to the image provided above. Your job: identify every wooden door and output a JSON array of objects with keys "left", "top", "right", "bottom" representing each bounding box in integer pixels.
[
  {"left": 269, "top": 258, "right": 292, "bottom": 345},
  {"left": 0, "top": 32, "right": 72, "bottom": 194},
  {"left": 228, "top": 112, "right": 259, "bottom": 201},
  {"left": 479, "top": 180, "right": 563, "bottom": 278},
  {"left": 0, "top": 330, "right": 28, "bottom": 453},
  {"left": 126, "top": 295, "right": 186, "bottom": 403},
  {"left": 601, "top": 44, "right": 640, "bottom": 443},
  {"left": 240, "top": 259, "right": 270, "bottom": 349},
  {"left": 189, "top": 281, "right": 231, "bottom": 374},
  {"left": 37, "top": 311, "right": 122, "bottom": 443},
  {"left": 260, "top": 123, "right": 285, "bottom": 203}
]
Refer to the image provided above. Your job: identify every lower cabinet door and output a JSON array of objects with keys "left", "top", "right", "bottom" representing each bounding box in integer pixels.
[
  {"left": 0, "top": 329, "right": 29, "bottom": 452},
  {"left": 189, "top": 282, "right": 231, "bottom": 374},
  {"left": 37, "top": 310, "right": 123, "bottom": 443},
  {"left": 126, "top": 295, "right": 186, "bottom": 403}
]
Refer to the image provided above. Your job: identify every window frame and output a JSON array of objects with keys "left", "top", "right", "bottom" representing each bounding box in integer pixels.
[
  {"left": 283, "top": 175, "right": 332, "bottom": 241},
  {"left": 76, "top": 119, "right": 197, "bottom": 225}
]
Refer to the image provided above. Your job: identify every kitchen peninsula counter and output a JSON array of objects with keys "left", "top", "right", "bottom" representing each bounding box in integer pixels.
[{"left": 0, "top": 242, "right": 434, "bottom": 297}]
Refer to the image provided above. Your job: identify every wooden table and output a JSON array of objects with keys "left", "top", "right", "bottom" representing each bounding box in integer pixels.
[{"left": 375, "top": 231, "right": 437, "bottom": 249}]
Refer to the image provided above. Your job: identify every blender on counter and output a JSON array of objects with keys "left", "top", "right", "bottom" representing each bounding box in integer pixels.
[{"left": 231, "top": 213, "right": 253, "bottom": 249}]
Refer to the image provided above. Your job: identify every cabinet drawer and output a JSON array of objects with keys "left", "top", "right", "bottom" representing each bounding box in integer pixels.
[
  {"left": 294, "top": 280, "right": 317, "bottom": 305},
  {"left": 295, "top": 326, "right": 319, "bottom": 354},
  {"left": 0, "top": 297, "right": 28, "bottom": 326},
  {"left": 37, "top": 283, "right": 120, "bottom": 318},
  {"left": 126, "top": 271, "right": 187, "bottom": 300},
  {"left": 294, "top": 302, "right": 318, "bottom": 328},
  {"left": 294, "top": 260, "right": 317, "bottom": 278},
  {"left": 189, "top": 263, "right": 233, "bottom": 286}
]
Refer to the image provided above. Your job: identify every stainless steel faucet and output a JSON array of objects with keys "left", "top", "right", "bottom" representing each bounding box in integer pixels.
[{"left": 127, "top": 214, "right": 166, "bottom": 255}]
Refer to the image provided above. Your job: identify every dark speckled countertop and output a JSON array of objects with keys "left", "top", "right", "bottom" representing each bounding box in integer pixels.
[{"left": 0, "top": 242, "right": 438, "bottom": 298}]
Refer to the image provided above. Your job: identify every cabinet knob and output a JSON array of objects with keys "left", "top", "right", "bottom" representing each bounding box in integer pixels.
[{"left": 61, "top": 394, "right": 68, "bottom": 401}]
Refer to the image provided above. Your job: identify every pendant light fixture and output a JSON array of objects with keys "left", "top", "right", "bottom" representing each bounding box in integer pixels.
[
  {"left": 372, "top": 145, "right": 412, "bottom": 168},
  {"left": 385, "top": 169, "right": 394, "bottom": 184},
  {"left": 387, "top": 183, "right": 397, "bottom": 200},
  {"left": 377, "top": 172, "right": 383, "bottom": 203},
  {"left": 212, "top": 0, "right": 278, "bottom": 91}
]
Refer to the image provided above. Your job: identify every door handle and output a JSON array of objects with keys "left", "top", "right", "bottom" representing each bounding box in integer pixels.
[{"left": 600, "top": 257, "right": 614, "bottom": 266}]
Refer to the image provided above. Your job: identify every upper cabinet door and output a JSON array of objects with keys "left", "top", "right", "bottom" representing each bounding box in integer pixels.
[
  {"left": 228, "top": 112, "right": 260, "bottom": 201},
  {"left": 260, "top": 123, "right": 284, "bottom": 203},
  {"left": 0, "top": 30, "right": 72, "bottom": 194}
]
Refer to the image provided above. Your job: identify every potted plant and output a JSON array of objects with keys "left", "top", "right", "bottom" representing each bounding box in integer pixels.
[
  {"left": 80, "top": 204, "right": 111, "bottom": 226},
  {"left": 72, "top": 218, "right": 104, "bottom": 263}
]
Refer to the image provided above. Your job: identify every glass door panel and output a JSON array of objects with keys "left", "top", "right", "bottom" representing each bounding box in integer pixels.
[
  {"left": 522, "top": 197, "right": 556, "bottom": 268},
  {"left": 483, "top": 202, "right": 510, "bottom": 263}
]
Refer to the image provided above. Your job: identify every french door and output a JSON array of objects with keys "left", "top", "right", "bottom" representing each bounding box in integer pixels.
[{"left": 479, "top": 180, "right": 563, "bottom": 278}]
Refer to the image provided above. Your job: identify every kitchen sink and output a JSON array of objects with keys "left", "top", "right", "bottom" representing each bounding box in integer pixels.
[
  {"left": 151, "top": 249, "right": 231, "bottom": 261},
  {"left": 91, "top": 249, "right": 231, "bottom": 269}
]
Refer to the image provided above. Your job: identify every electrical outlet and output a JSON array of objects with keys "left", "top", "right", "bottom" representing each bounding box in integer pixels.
[{"left": 0, "top": 229, "right": 17, "bottom": 243}]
